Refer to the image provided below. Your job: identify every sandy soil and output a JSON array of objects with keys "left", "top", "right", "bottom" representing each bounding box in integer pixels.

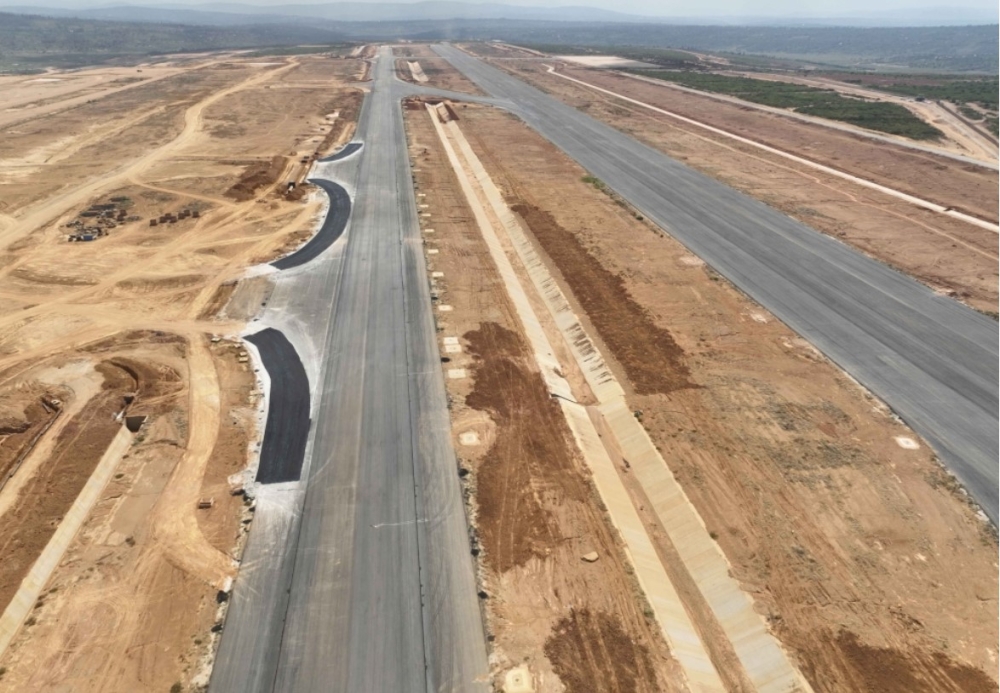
[
  {"left": 0, "top": 51, "right": 365, "bottom": 692},
  {"left": 0, "top": 336, "right": 256, "bottom": 693},
  {"left": 473, "top": 58, "right": 998, "bottom": 313},
  {"left": 405, "top": 104, "right": 685, "bottom": 692},
  {"left": 450, "top": 102, "right": 997, "bottom": 692}
]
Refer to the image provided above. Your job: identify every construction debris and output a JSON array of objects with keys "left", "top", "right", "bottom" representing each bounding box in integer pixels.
[{"left": 65, "top": 196, "right": 139, "bottom": 242}]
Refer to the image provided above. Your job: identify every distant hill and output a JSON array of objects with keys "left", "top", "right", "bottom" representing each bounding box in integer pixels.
[
  {"left": 501, "top": 24, "right": 1000, "bottom": 73},
  {"left": 6, "top": 1, "right": 997, "bottom": 27},
  {"left": 0, "top": 11, "right": 344, "bottom": 70},
  {"left": 1, "top": 10, "right": 996, "bottom": 74},
  {"left": 0, "top": 2, "right": 650, "bottom": 25}
]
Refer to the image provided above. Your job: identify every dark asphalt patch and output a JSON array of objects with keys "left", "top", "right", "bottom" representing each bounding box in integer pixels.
[
  {"left": 318, "top": 141, "right": 363, "bottom": 163},
  {"left": 271, "top": 179, "right": 351, "bottom": 270},
  {"left": 246, "top": 328, "right": 310, "bottom": 484}
]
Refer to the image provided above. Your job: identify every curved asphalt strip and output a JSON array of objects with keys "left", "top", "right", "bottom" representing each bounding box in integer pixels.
[
  {"left": 271, "top": 180, "right": 352, "bottom": 271},
  {"left": 434, "top": 43, "right": 1000, "bottom": 523},
  {"left": 246, "top": 328, "right": 311, "bottom": 484},
  {"left": 318, "top": 141, "right": 363, "bottom": 163}
]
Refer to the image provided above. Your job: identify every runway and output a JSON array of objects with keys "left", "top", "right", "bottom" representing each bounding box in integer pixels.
[
  {"left": 211, "top": 48, "right": 489, "bottom": 692},
  {"left": 434, "top": 44, "right": 999, "bottom": 523}
]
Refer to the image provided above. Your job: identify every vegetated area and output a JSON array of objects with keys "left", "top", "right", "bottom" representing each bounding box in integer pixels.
[
  {"left": 624, "top": 70, "right": 944, "bottom": 139},
  {"left": 439, "top": 98, "right": 997, "bottom": 691},
  {"left": 0, "top": 51, "right": 365, "bottom": 692},
  {"left": 859, "top": 75, "right": 1000, "bottom": 109},
  {"left": 828, "top": 73, "right": 1000, "bottom": 134},
  {"left": 0, "top": 11, "right": 351, "bottom": 72}
]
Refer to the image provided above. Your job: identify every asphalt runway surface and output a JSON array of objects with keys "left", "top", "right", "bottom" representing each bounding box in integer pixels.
[
  {"left": 272, "top": 179, "right": 351, "bottom": 270},
  {"left": 246, "top": 328, "right": 311, "bottom": 484},
  {"left": 434, "top": 44, "right": 999, "bottom": 523},
  {"left": 212, "top": 48, "right": 490, "bottom": 693}
]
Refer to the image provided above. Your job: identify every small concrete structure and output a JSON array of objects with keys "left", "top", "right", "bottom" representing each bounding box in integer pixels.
[{"left": 124, "top": 415, "right": 147, "bottom": 433}]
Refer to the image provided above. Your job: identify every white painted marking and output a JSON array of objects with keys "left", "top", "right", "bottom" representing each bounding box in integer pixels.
[
  {"left": 371, "top": 518, "right": 428, "bottom": 529},
  {"left": 445, "top": 344, "right": 462, "bottom": 353},
  {"left": 443, "top": 336, "right": 460, "bottom": 345},
  {"left": 895, "top": 436, "right": 920, "bottom": 449},
  {"left": 438, "top": 304, "right": 453, "bottom": 312},
  {"left": 426, "top": 248, "right": 439, "bottom": 255},
  {"left": 431, "top": 271, "right": 445, "bottom": 278}
]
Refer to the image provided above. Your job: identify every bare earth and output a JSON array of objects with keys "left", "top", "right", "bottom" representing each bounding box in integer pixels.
[{"left": 0, "top": 52, "right": 364, "bottom": 692}]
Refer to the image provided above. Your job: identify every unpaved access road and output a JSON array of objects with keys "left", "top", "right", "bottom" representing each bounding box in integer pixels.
[{"left": 435, "top": 44, "right": 999, "bottom": 524}]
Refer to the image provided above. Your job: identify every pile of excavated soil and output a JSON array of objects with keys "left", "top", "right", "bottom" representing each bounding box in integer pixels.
[
  {"left": 225, "top": 155, "right": 286, "bottom": 201},
  {"left": 464, "top": 322, "right": 578, "bottom": 573},
  {"left": 544, "top": 608, "right": 658, "bottom": 693},
  {"left": 0, "top": 391, "right": 60, "bottom": 482},
  {"left": 511, "top": 202, "right": 695, "bottom": 395}
]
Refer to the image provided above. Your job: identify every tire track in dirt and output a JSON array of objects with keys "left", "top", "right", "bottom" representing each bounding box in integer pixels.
[{"left": 1, "top": 60, "right": 298, "bottom": 250}]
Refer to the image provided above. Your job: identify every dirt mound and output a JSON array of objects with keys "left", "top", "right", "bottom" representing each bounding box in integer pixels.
[
  {"left": 511, "top": 202, "right": 696, "bottom": 395},
  {"left": 225, "top": 155, "right": 286, "bottom": 201},
  {"left": 11, "top": 268, "right": 97, "bottom": 287},
  {"left": 115, "top": 274, "right": 205, "bottom": 294},
  {"left": 0, "top": 388, "right": 60, "bottom": 483},
  {"left": 464, "top": 322, "right": 587, "bottom": 573},
  {"left": 796, "top": 630, "right": 999, "bottom": 693},
  {"left": 544, "top": 608, "right": 658, "bottom": 693}
]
